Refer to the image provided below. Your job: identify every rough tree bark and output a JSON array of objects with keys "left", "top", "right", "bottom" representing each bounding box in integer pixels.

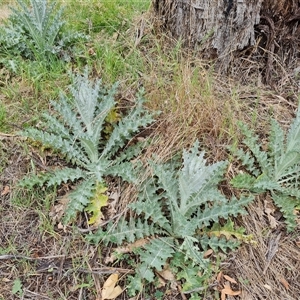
[{"left": 153, "top": 0, "right": 300, "bottom": 81}]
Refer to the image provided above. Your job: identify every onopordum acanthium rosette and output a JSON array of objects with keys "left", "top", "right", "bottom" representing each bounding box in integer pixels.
[
  {"left": 20, "top": 70, "right": 156, "bottom": 223},
  {"left": 88, "top": 140, "right": 254, "bottom": 296},
  {"left": 231, "top": 108, "right": 300, "bottom": 231}
]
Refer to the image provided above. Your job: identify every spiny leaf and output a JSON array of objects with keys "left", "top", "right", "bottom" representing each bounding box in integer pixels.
[
  {"left": 276, "top": 151, "right": 300, "bottom": 180},
  {"left": 88, "top": 216, "right": 159, "bottom": 246},
  {"left": 18, "top": 171, "right": 51, "bottom": 188},
  {"left": 176, "top": 262, "right": 209, "bottom": 293},
  {"left": 12, "top": 278, "right": 23, "bottom": 295},
  {"left": 88, "top": 140, "right": 253, "bottom": 292},
  {"left": 234, "top": 148, "right": 260, "bottom": 176},
  {"left": 106, "top": 161, "right": 138, "bottom": 183},
  {"left": 8, "top": 0, "right": 65, "bottom": 61},
  {"left": 46, "top": 167, "right": 86, "bottom": 187},
  {"left": 101, "top": 94, "right": 155, "bottom": 159},
  {"left": 151, "top": 162, "right": 179, "bottom": 206},
  {"left": 196, "top": 195, "right": 253, "bottom": 227},
  {"left": 129, "top": 197, "right": 171, "bottom": 232},
  {"left": 238, "top": 122, "right": 270, "bottom": 173},
  {"left": 230, "top": 173, "right": 256, "bottom": 191},
  {"left": 203, "top": 219, "right": 254, "bottom": 244},
  {"left": 269, "top": 119, "right": 285, "bottom": 166},
  {"left": 138, "top": 237, "right": 175, "bottom": 278},
  {"left": 137, "top": 263, "right": 155, "bottom": 282},
  {"left": 50, "top": 97, "right": 83, "bottom": 137},
  {"left": 286, "top": 106, "right": 300, "bottom": 150},
  {"left": 71, "top": 77, "right": 98, "bottom": 128},
  {"left": 179, "top": 141, "right": 227, "bottom": 211},
  {"left": 200, "top": 235, "right": 240, "bottom": 252},
  {"left": 127, "top": 275, "right": 143, "bottom": 297},
  {"left": 271, "top": 192, "right": 299, "bottom": 232},
  {"left": 64, "top": 179, "right": 95, "bottom": 223},
  {"left": 180, "top": 236, "right": 208, "bottom": 267},
  {"left": 22, "top": 129, "right": 89, "bottom": 166},
  {"left": 173, "top": 217, "right": 198, "bottom": 238}
]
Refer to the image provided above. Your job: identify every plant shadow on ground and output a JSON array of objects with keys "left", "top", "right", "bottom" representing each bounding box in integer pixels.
[{"left": 0, "top": 0, "right": 300, "bottom": 300}]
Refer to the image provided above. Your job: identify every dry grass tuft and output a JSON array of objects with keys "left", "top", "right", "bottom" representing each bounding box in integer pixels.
[
  {"left": 229, "top": 199, "right": 300, "bottom": 300},
  {"left": 0, "top": 5, "right": 10, "bottom": 23},
  {"left": 139, "top": 45, "right": 238, "bottom": 162}
]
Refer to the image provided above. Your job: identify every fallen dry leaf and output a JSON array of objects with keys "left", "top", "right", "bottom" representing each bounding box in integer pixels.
[
  {"left": 264, "top": 199, "right": 278, "bottom": 229},
  {"left": 49, "top": 194, "right": 70, "bottom": 223},
  {"left": 221, "top": 290, "right": 225, "bottom": 300},
  {"left": 157, "top": 265, "right": 176, "bottom": 284},
  {"left": 57, "top": 222, "right": 67, "bottom": 232},
  {"left": 101, "top": 273, "right": 123, "bottom": 300},
  {"left": 88, "top": 47, "right": 96, "bottom": 56},
  {"left": 263, "top": 284, "right": 272, "bottom": 291},
  {"left": 203, "top": 249, "right": 214, "bottom": 258},
  {"left": 279, "top": 276, "right": 289, "bottom": 290},
  {"left": 223, "top": 274, "right": 238, "bottom": 284},
  {"left": 221, "top": 287, "right": 241, "bottom": 296},
  {"left": 1, "top": 185, "right": 10, "bottom": 196},
  {"left": 265, "top": 207, "right": 278, "bottom": 229},
  {"left": 103, "top": 285, "right": 122, "bottom": 300},
  {"left": 217, "top": 271, "right": 223, "bottom": 282},
  {"left": 221, "top": 282, "right": 241, "bottom": 300}
]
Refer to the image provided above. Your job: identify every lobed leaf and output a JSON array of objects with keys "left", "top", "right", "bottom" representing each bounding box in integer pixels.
[
  {"left": 89, "top": 216, "right": 159, "bottom": 246},
  {"left": 238, "top": 122, "right": 270, "bottom": 173},
  {"left": 271, "top": 192, "right": 299, "bottom": 232},
  {"left": 138, "top": 237, "right": 175, "bottom": 277},
  {"left": 200, "top": 235, "right": 240, "bottom": 252},
  {"left": 64, "top": 179, "right": 95, "bottom": 223}
]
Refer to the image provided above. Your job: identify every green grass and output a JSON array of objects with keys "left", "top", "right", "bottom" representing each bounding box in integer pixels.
[
  {"left": 0, "top": 101, "right": 7, "bottom": 132},
  {"left": 61, "top": 0, "right": 150, "bottom": 84},
  {"left": 64, "top": 0, "right": 150, "bottom": 34}
]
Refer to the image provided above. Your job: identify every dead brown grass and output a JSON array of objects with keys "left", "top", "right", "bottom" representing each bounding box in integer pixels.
[
  {"left": 229, "top": 199, "right": 300, "bottom": 300},
  {"left": 0, "top": 5, "right": 10, "bottom": 23}
]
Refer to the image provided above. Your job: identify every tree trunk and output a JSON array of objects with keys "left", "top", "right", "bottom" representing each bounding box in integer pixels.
[{"left": 153, "top": 0, "right": 300, "bottom": 82}]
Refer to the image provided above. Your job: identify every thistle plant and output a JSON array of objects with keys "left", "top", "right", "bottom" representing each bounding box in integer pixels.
[
  {"left": 231, "top": 109, "right": 300, "bottom": 231},
  {"left": 20, "top": 71, "right": 155, "bottom": 223},
  {"left": 0, "top": 0, "right": 86, "bottom": 62},
  {"left": 88, "top": 141, "right": 253, "bottom": 296}
]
